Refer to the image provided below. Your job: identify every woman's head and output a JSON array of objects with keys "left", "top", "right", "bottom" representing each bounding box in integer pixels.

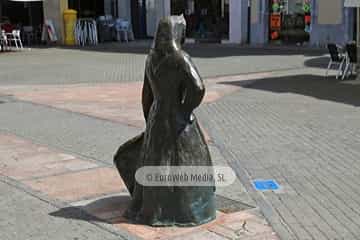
[{"left": 153, "top": 15, "right": 186, "bottom": 53}]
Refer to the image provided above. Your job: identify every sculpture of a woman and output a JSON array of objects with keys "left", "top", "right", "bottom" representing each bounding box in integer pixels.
[{"left": 114, "top": 15, "right": 216, "bottom": 227}]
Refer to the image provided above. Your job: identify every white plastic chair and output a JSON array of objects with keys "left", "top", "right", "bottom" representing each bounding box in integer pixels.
[
  {"left": 115, "top": 19, "right": 130, "bottom": 42},
  {"left": 120, "top": 20, "right": 129, "bottom": 42},
  {"left": 326, "top": 43, "right": 345, "bottom": 79},
  {"left": 0, "top": 30, "right": 9, "bottom": 51},
  {"left": 75, "top": 19, "right": 98, "bottom": 46},
  {"left": 342, "top": 43, "right": 357, "bottom": 80},
  {"left": 7, "top": 30, "right": 23, "bottom": 49}
]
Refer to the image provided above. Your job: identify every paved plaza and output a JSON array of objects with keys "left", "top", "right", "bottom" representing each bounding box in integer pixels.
[{"left": 1, "top": 43, "right": 360, "bottom": 239}]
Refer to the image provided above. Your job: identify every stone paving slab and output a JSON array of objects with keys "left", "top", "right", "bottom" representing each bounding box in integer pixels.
[
  {"left": 0, "top": 101, "right": 141, "bottom": 165},
  {"left": 0, "top": 133, "right": 278, "bottom": 240}
]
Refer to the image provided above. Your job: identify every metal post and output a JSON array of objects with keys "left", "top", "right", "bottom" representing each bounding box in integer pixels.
[
  {"left": 357, "top": 7, "right": 360, "bottom": 80},
  {"left": 358, "top": 8, "right": 360, "bottom": 44}
]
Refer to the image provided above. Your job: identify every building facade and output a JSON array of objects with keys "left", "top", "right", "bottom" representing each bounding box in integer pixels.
[
  {"left": 0, "top": 0, "right": 355, "bottom": 46},
  {"left": 131, "top": 0, "right": 355, "bottom": 46}
]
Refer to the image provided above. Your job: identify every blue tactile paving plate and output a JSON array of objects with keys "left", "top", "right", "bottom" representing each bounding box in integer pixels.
[{"left": 253, "top": 180, "right": 280, "bottom": 191}]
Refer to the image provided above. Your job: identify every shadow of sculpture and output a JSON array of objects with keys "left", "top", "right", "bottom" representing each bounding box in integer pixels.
[{"left": 49, "top": 195, "right": 132, "bottom": 224}]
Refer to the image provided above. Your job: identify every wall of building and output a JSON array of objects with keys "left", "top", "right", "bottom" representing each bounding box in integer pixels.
[
  {"left": 310, "top": 0, "right": 354, "bottom": 46},
  {"left": 250, "top": 0, "right": 268, "bottom": 44},
  {"left": 229, "top": 0, "right": 248, "bottom": 43},
  {"left": 118, "top": 0, "right": 131, "bottom": 21}
]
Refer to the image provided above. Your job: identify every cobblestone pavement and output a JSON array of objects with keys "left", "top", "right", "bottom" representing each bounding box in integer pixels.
[
  {"left": 196, "top": 72, "right": 360, "bottom": 239},
  {"left": 1, "top": 44, "right": 358, "bottom": 239},
  {"left": 0, "top": 43, "right": 324, "bottom": 85}
]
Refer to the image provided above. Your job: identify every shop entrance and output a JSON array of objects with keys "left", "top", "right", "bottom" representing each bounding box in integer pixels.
[
  {"left": 268, "top": 0, "right": 311, "bottom": 44},
  {"left": 1, "top": 1, "right": 43, "bottom": 27},
  {"left": 0, "top": 0, "right": 44, "bottom": 45},
  {"left": 171, "top": 0, "right": 229, "bottom": 43}
]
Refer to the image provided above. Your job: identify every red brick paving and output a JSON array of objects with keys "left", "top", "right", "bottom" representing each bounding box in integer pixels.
[{"left": 24, "top": 167, "right": 127, "bottom": 202}]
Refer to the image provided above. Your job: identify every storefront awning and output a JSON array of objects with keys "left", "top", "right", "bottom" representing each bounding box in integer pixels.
[{"left": 345, "top": 0, "right": 360, "bottom": 7}]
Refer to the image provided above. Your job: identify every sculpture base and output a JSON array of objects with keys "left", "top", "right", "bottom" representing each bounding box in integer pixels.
[{"left": 69, "top": 194, "right": 277, "bottom": 239}]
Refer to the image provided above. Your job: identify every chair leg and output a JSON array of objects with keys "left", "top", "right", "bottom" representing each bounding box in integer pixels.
[
  {"left": 18, "top": 38, "right": 23, "bottom": 49},
  {"left": 14, "top": 39, "right": 18, "bottom": 49},
  {"left": 124, "top": 32, "right": 128, "bottom": 42},
  {"left": 342, "top": 62, "right": 350, "bottom": 80},
  {"left": 337, "top": 58, "right": 346, "bottom": 79},
  {"left": 326, "top": 60, "right": 332, "bottom": 78},
  {"left": 351, "top": 63, "right": 355, "bottom": 76}
]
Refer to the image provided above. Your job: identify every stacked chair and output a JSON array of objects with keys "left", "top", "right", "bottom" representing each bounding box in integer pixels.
[
  {"left": 7, "top": 30, "right": 23, "bottom": 49},
  {"left": 326, "top": 43, "right": 346, "bottom": 79},
  {"left": 75, "top": 18, "right": 98, "bottom": 46},
  {"left": 0, "top": 26, "right": 23, "bottom": 51},
  {"left": 326, "top": 43, "right": 357, "bottom": 80},
  {"left": 342, "top": 43, "right": 357, "bottom": 80},
  {"left": 0, "top": 30, "right": 8, "bottom": 51}
]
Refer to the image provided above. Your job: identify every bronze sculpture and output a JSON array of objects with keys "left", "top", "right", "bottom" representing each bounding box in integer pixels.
[{"left": 114, "top": 15, "right": 216, "bottom": 227}]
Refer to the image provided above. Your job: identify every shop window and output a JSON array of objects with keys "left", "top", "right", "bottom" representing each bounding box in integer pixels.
[{"left": 269, "top": 0, "right": 311, "bottom": 44}]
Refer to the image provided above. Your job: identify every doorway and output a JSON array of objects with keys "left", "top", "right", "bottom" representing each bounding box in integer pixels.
[
  {"left": 171, "top": 0, "right": 229, "bottom": 42},
  {"left": 131, "top": 0, "right": 147, "bottom": 38}
]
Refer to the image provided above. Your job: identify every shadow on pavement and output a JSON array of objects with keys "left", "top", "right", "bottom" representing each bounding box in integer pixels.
[
  {"left": 49, "top": 195, "right": 131, "bottom": 224},
  {"left": 220, "top": 74, "right": 360, "bottom": 106},
  {"left": 304, "top": 56, "right": 330, "bottom": 69},
  {"left": 49, "top": 206, "right": 105, "bottom": 222}
]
